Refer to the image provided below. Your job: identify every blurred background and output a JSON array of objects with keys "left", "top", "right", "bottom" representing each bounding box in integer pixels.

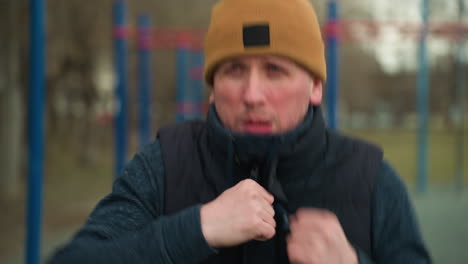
[{"left": 0, "top": 0, "right": 467, "bottom": 263}]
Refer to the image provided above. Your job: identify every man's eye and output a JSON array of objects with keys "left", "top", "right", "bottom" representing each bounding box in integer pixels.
[
  {"left": 226, "top": 63, "right": 243, "bottom": 73},
  {"left": 266, "top": 64, "right": 284, "bottom": 74}
]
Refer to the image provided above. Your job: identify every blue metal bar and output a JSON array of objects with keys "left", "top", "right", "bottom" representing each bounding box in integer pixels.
[
  {"left": 113, "top": 0, "right": 128, "bottom": 177},
  {"left": 176, "top": 43, "right": 190, "bottom": 122},
  {"left": 191, "top": 50, "right": 204, "bottom": 119},
  {"left": 138, "top": 14, "right": 152, "bottom": 148},
  {"left": 26, "top": 0, "right": 46, "bottom": 263},
  {"left": 416, "top": 0, "right": 430, "bottom": 193},
  {"left": 326, "top": 0, "right": 340, "bottom": 130}
]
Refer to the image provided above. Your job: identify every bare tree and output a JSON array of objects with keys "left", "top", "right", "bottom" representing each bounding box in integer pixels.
[{"left": 0, "top": 0, "right": 23, "bottom": 200}]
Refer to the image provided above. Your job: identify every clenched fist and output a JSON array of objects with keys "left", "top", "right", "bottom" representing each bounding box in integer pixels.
[
  {"left": 200, "top": 179, "right": 276, "bottom": 248},
  {"left": 287, "top": 208, "right": 358, "bottom": 264}
]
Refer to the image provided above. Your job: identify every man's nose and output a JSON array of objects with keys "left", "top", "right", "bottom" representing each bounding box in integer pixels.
[{"left": 243, "top": 70, "right": 266, "bottom": 107}]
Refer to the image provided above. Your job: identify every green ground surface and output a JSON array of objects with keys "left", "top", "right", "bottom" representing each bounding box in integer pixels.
[
  {"left": 1, "top": 129, "right": 467, "bottom": 263},
  {"left": 345, "top": 129, "right": 468, "bottom": 187}
]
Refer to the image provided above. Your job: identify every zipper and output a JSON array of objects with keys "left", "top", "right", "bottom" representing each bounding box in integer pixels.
[{"left": 249, "top": 164, "right": 259, "bottom": 181}]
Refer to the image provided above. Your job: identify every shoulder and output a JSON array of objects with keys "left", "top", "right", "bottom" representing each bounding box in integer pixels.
[
  {"left": 327, "top": 130, "right": 383, "bottom": 156},
  {"left": 374, "top": 160, "right": 410, "bottom": 201},
  {"left": 118, "top": 140, "right": 165, "bottom": 194},
  {"left": 325, "top": 131, "right": 383, "bottom": 177},
  {"left": 370, "top": 160, "right": 431, "bottom": 262},
  {"left": 157, "top": 121, "right": 209, "bottom": 163},
  {"left": 103, "top": 140, "right": 166, "bottom": 217},
  {"left": 371, "top": 160, "right": 416, "bottom": 226},
  {"left": 136, "top": 139, "right": 165, "bottom": 176}
]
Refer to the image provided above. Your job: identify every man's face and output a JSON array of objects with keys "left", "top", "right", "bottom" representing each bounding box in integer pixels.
[{"left": 212, "top": 55, "right": 322, "bottom": 135}]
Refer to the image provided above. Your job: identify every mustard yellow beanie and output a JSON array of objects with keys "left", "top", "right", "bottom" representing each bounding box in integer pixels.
[{"left": 204, "top": 0, "right": 327, "bottom": 85}]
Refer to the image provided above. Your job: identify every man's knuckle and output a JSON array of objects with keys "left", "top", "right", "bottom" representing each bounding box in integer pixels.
[
  {"left": 253, "top": 206, "right": 262, "bottom": 216},
  {"left": 268, "top": 226, "right": 276, "bottom": 238},
  {"left": 243, "top": 178, "right": 256, "bottom": 186},
  {"left": 321, "top": 209, "right": 337, "bottom": 219},
  {"left": 247, "top": 198, "right": 257, "bottom": 211},
  {"left": 252, "top": 217, "right": 262, "bottom": 227},
  {"left": 238, "top": 180, "right": 248, "bottom": 189},
  {"left": 245, "top": 189, "right": 260, "bottom": 201},
  {"left": 249, "top": 190, "right": 259, "bottom": 199}
]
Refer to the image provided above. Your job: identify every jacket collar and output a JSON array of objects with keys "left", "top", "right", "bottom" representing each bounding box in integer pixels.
[{"left": 206, "top": 104, "right": 328, "bottom": 180}]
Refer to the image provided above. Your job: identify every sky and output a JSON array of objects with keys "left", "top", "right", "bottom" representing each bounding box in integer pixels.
[{"left": 364, "top": 0, "right": 468, "bottom": 74}]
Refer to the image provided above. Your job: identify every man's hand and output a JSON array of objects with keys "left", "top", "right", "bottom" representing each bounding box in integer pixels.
[
  {"left": 287, "top": 208, "right": 358, "bottom": 264},
  {"left": 200, "top": 179, "right": 276, "bottom": 248}
]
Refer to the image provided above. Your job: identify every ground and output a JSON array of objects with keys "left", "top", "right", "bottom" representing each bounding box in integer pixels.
[{"left": 1, "top": 129, "right": 467, "bottom": 263}]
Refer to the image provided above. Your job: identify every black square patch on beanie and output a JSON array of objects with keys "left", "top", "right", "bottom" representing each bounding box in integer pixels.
[{"left": 243, "top": 24, "right": 270, "bottom": 47}]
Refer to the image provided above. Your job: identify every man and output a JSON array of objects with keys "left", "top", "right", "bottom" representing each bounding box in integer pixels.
[{"left": 49, "top": 0, "right": 431, "bottom": 263}]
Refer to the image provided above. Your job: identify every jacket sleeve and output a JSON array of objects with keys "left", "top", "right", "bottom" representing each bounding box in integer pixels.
[
  {"left": 357, "top": 160, "right": 432, "bottom": 264},
  {"left": 47, "top": 140, "right": 217, "bottom": 264}
]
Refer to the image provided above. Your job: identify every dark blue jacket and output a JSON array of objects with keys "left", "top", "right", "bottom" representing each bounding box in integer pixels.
[{"left": 49, "top": 107, "right": 431, "bottom": 264}]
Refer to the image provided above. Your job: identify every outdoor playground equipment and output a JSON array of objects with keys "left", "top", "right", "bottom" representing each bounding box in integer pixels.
[
  {"left": 26, "top": 0, "right": 466, "bottom": 263},
  {"left": 113, "top": 1, "right": 206, "bottom": 176}
]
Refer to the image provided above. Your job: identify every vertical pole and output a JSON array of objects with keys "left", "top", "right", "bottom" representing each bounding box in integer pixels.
[
  {"left": 455, "top": 0, "right": 465, "bottom": 191},
  {"left": 326, "top": 0, "right": 340, "bottom": 130},
  {"left": 176, "top": 35, "right": 190, "bottom": 122},
  {"left": 26, "top": 0, "right": 46, "bottom": 263},
  {"left": 191, "top": 49, "right": 204, "bottom": 119},
  {"left": 137, "top": 14, "right": 152, "bottom": 148},
  {"left": 113, "top": 0, "right": 128, "bottom": 177},
  {"left": 417, "top": 0, "right": 430, "bottom": 193}
]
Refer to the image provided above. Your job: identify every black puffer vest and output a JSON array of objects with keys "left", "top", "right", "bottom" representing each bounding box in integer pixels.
[{"left": 158, "top": 106, "right": 382, "bottom": 264}]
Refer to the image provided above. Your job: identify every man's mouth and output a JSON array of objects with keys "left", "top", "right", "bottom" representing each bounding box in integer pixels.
[{"left": 242, "top": 120, "right": 273, "bottom": 134}]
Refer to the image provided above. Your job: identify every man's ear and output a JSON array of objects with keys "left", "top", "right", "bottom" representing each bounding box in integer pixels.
[
  {"left": 310, "top": 78, "right": 322, "bottom": 106},
  {"left": 209, "top": 93, "right": 214, "bottom": 104}
]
